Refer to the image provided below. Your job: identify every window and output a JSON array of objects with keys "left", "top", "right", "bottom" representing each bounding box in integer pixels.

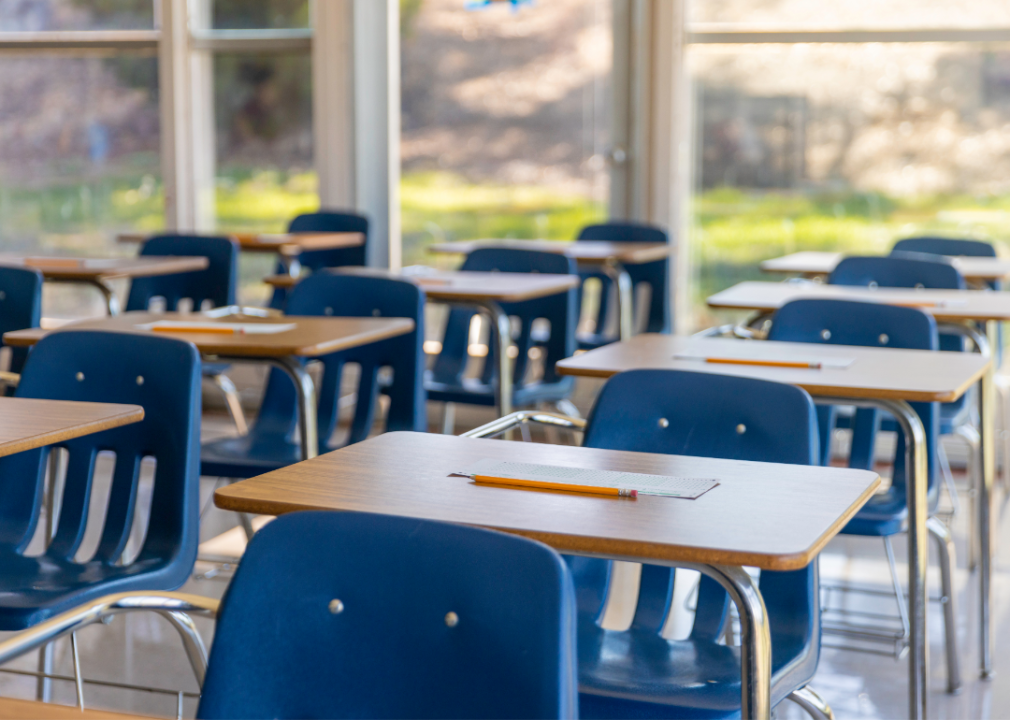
[
  {"left": 687, "top": 3, "right": 1010, "bottom": 329},
  {"left": 400, "top": 0, "right": 612, "bottom": 267}
]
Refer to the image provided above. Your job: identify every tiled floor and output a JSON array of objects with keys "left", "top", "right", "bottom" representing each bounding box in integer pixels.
[{"left": 1, "top": 381, "right": 1008, "bottom": 719}]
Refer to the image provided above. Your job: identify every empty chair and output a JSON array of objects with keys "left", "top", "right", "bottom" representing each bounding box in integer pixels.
[
  {"left": 568, "top": 369, "right": 829, "bottom": 719},
  {"left": 768, "top": 298, "right": 960, "bottom": 692},
  {"left": 269, "top": 211, "right": 369, "bottom": 309},
  {"left": 0, "top": 266, "right": 43, "bottom": 383},
  {"left": 427, "top": 248, "right": 577, "bottom": 419},
  {"left": 201, "top": 273, "right": 426, "bottom": 480},
  {"left": 0, "top": 329, "right": 201, "bottom": 627},
  {"left": 197, "top": 511, "right": 577, "bottom": 719},
  {"left": 576, "top": 222, "right": 670, "bottom": 349},
  {"left": 891, "top": 236, "right": 997, "bottom": 261},
  {"left": 125, "top": 234, "right": 239, "bottom": 313}
]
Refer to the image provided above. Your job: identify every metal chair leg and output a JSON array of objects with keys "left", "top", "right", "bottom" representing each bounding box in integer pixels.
[
  {"left": 35, "top": 643, "right": 53, "bottom": 701},
  {"left": 954, "top": 424, "right": 981, "bottom": 572},
  {"left": 209, "top": 373, "right": 248, "bottom": 436},
  {"left": 928, "top": 516, "right": 962, "bottom": 693},
  {"left": 936, "top": 441, "right": 961, "bottom": 517},
  {"left": 555, "top": 398, "right": 581, "bottom": 419},
  {"left": 787, "top": 685, "right": 835, "bottom": 720},
  {"left": 238, "top": 513, "right": 256, "bottom": 541},
  {"left": 70, "top": 632, "right": 84, "bottom": 710},
  {"left": 441, "top": 402, "right": 456, "bottom": 435}
]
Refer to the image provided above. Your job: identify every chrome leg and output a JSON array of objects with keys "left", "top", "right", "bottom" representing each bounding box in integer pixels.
[
  {"left": 237, "top": 513, "right": 255, "bottom": 540},
  {"left": 602, "top": 260, "right": 634, "bottom": 341},
  {"left": 268, "top": 357, "right": 318, "bottom": 461},
  {"left": 699, "top": 564, "right": 771, "bottom": 720},
  {"left": 157, "top": 611, "right": 210, "bottom": 687},
  {"left": 928, "top": 516, "right": 962, "bottom": 693},
  {"left": 87, "top": 279, "right": 120, "bottom": 315},
  {"left": 882, "top": 537, "right": 910, "bottom": 639},
  {"left": 787, "top": 686, "right": 835, "bottom": 720},
  {"left": 555, "top": 398, "right": 581, "bottom": 419},
  {"left": 441, "top": 402, "right": 456, "bottom": 435},
  {"left": 35, "top": 643, "right": 53, "bottom": 701},
  {"left": 953, "top": 424, "right": 981, "bottom": 571},
  {"left": 935, "top": 440, "right": 961, "bottom": 518},
  {"left": 209, "top": 373, "right": 248, "bottom": 436},
  {"left": 70, "top": 632, "right": 84, "bottom": 710},
  {"left": 475, "top": 300, "right": 513, "bottom": 419},
  {"left": 980, "top": 320, "right": 997, "bottom": 679}
]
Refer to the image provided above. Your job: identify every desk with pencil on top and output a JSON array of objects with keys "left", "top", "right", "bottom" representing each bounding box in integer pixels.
[
  {"left": 265, "top": 268, "right": 580, "bottom": 417},
  {"left": 215, "top": 430, "right": 881, "bottom": 720},
  {"left": 3, "top": 310, "right": 414, "bottom": 462},
  {"left": 428, "top": 239, "right": 674, "bottom": 341},
  {"left": 557, "top": 333, "right": 991, "bottom": 720},
  {"left": 117, "top": 231, "right": 364, "bottom": 274},
  {"left": 0, "top": 254, "right": 209, "bottom": 316}
]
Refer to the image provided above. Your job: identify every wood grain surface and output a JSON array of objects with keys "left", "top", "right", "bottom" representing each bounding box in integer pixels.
[
  {"left": 707, "top": 280, "right": 1010, "bottom": 322},
  {"left": 0, "top": 698, "right": 155, "bottom": 719},
  {"left": 0, "top": 397, "right": 143, "bottom": 457},
  {"left": 556, "top": 334, "right": 987, "bottom": 403},
  {"left": 264, "top": 268, "right": 580, "bottom": 303},
  {"left": 0, "top": 255, "right": 208, "bottom": 281},
  {"left": 117, "top": 232, "right": 364, "bottom": 257},
  {"left": 760, "top": 251, "right": 1010, "bottom": 282},
  {"left": 214, "top": 432, "right": 880, "bottom": 571},
  {"left": 2, "top": 312, "right": 414, "bottom": 358},
  {"left": 428, "top": 239, "right": 672, "bottom": 264}
]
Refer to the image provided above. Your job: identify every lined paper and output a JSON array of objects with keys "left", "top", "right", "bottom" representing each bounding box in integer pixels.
[{"left": 459, "top": 458, "right": 719, "bottom": 499}]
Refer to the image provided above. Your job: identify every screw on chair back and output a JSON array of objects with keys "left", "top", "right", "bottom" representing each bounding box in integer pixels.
[
  {"left": 0, "top": 266, "right": 42, "bottom": 376},
  {"left": 200, "top": 273, "right": 426, "bottom": 479},
  {"left": 269, "top": 212, "right": 369, "bottom": 310},
  {"left": 196, "top": 511, "right": 577, "bottom": 720},
  {"left": 768, "top": 298, "right": 940, "bottom": 528},
  {"left": 125, "top": 234, "right": 238, "bottom": 312},
  {"left": 576, "top": 222, "right": 670, "bottom": 348},
  {"left": 427, "top": 248, "right": 577, "bottom": 407},
  {"left": 0, "top": 330, "right": 202, "bottom": 629},
  {"left": 573, "top": 369, "right": 822, "bottom": 715}
]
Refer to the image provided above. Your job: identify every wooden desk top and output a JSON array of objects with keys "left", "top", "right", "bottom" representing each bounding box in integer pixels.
[
  {"left": 2, "top": 311, "right": 414, "bottom": 359},
  {"left": 0, "top": 255, "right": 208, "bottom": 281},
  {"left": 118, "top": 232, "right": 364, "bottom": 257},
  {"left": 428, "top": 239, "right": 672, "bottom": 265},
  {"left": 760, "top": 251, "right": 1010, "bottom": 281},
  {"left": 215, "top": 432, "right": 879, "bottom": 571},
  {"left": 557, "top": 334, "right": 987, "bottom": 403},
  {"left": 0, "top": 697, "right": 154, "bottom": 719},
  {"left": 265, "top": 268, "right": 580, "bottom": 304},
  {"left": 707, "top": 281, "right": 1010, "bottom": 322},
  {"left": 0, "top": 397, "right": 143, "bottom": 457}
]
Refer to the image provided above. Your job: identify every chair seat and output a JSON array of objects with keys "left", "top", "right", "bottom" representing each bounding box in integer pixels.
[
  {"left": 0, "top": 553, "right": 180, "bottom": 630},
  {"left": 426, "top": 376, "right": 575, "bottom": 407},
  {"left": 577, "top": 622, "right": 813, "bottom": 718},
  {"left": 200, "top": 434, "right": 303, "bottom": 480}
]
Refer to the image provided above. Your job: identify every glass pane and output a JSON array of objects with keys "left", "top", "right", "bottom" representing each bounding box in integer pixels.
[
  {"left": 690, "top": 0, "right": 1010, "bottom": 31},
  {"left": 213, "top": 53, "right": 314, "bottom": 302},
  {"left": 211, "top": 0, "right": 309, "bottom": 30},
  {"left": 400, "top": 0, "right": 612, "bottom": 267},
  {"left": 690, "top": 42, "right": 1010, "bottom": 329},
  {"left": 0, "top": 55, "right": 161, "bottom": 317},
  {"left": 0, "top": 0, "right": 154, "bottom": 31}
]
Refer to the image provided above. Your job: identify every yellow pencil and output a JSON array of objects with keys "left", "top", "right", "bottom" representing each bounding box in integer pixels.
[
  {"left": 705, "top": 357, "right": 821, "bottom": 370},
  {"left": 150, "top": 325, "right": 243, "bottom": 334},
  {"left": 467, "top": 474, "right": 637, "bottom": 498}
]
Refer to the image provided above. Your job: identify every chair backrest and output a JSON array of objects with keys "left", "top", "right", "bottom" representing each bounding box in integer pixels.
[
  {"left": 252, "top": 273, "right": 426, "bottom": 453},
  {"left": 288, "top": 211, "right": 369, "bottom": 270},
  {"left": 126, "top": 234, "right": 238, "bottom": 312},
  {"left": 430, "top": 248, "right": 577, "bottom": 391},
  {"left": 577, "top": 222, "right": 671, "bottom": 335},
  {"left": 0, "top": 331, "right": 201, "bottom": 580},
  {"left": 577, "top": 369, "right": 820, "bottom": 674},
  {"left": 197, "top": 511, "right": 577, "bottom": 720},
  {"left": 829, "top": 254, "right": 965, "bottom": 290},
  {"left": 0, "top": 266, "right": 42, "bottom": 375},
  {"left": 768, "top": 298, "right": 939, "bottom": 491},
  {"left": 892, "top": 236, "right": 996, "bottom": 258}
]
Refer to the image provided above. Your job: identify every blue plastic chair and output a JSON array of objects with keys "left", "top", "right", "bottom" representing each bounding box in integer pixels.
[
  {"left": 0, "top": 330, "right": 202, "bottom": 628},
  {"left": 892, "top": 236, "right": 997, "bottom": 261},
  {"left": 201, "top": 273, "right": 426, "bottom": 480},
  {"left": 768, "top": 299, "right": 960, "bottom": 691},
  {"left": 197, "top": 511, "right": 577, "bottom": 720},
  {"left": 269, "top": 211, "right": 369, "bottom": 310},
  {"left": 125, "top": 234, "right": 238, "bottom": 312},
  {"left": 567, "top": 369, "right": 826, "bottom": 719},
  {"left": 576, "top": 223, "right": 671, "bottom": 349},
  {"left": 427, "top": 248, "right": 577, "bottom": 413},
  {"left": 0, "top": 266, "right": 43, "bottom": 379}
]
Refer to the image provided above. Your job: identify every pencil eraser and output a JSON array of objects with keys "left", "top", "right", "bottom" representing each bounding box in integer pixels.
[{"left": 629, "top": 490, "right": 638, "bottom": 498}]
